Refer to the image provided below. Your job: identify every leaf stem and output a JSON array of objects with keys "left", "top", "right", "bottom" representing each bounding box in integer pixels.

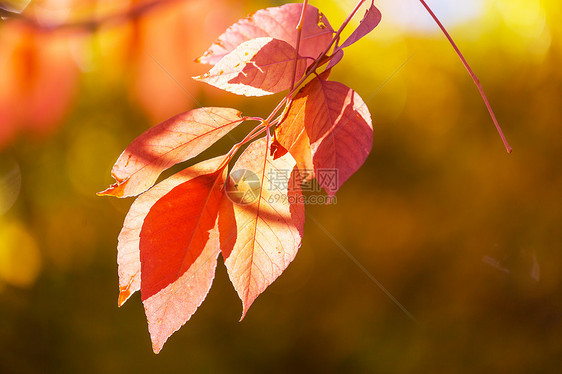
[
  {"left": 418, "top": 0, "right": 512, "bottom": 153},
  {"left": 264, "top": 0, "right": 367, "bottom": 128},
  {"left": 292, "top": 0, "right": 368, "bottom": 94},
  {"left": 219, "top": 121, "right": 268, "bottom": 170},
  {"left": 265, "top": 97, "right": 290, "bottom": 123},
  {"left": 307, "top": 0, "right": 367, "bottom": 72},
  {"left": 289, "top": 0, "right": 308, "bottom": 91}
]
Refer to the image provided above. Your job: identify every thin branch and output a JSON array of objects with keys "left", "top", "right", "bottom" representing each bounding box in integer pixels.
[
  {"left": 266, "top": 0, "right": 367, "bottom": 124},
  {"left": 418, "top": 0, "right": 512, "bottom": 153},
  {"left": 0, "top": 0, "right": 184, "bottom": 33},
  {"left": 291, "top": 0, "right": 367, "bottom": 92},
  {"left": 220, "top": 121, "right": 268, "bottom": 169},
  {"left": 289, "top": 0, "right": 308, "bottom": 91}
]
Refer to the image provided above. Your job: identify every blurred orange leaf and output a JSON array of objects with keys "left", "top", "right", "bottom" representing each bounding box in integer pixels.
[{"left": 0, "top": 22, "right": 78, "bottom": 149}]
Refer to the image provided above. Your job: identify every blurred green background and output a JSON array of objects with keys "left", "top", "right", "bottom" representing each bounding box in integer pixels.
[{"left": 1, "top": 0, "right": 561, "bottom": 372}]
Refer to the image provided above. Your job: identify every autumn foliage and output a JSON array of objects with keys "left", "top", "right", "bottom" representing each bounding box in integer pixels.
[
  {"left": 99, "top": 1, "right": 380, "bottom": 353},
  {"left": 99, "top": 0, "right": 510, "bottom": 354}
]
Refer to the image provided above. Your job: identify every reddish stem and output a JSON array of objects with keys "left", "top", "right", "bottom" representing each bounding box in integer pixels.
[
  {"left": 290, "top": 0, "right": 308, "bottom": 91},
  {"left": 266, "top": 0, "right": 367, "bottom": 125},
  {"left": 289, "top": 0, "right": 367, "bottom": 94},
  {"left": 418, "top": 0, "right": 512, "bottom": 153},
  {"left": 220, "top": 120, "right": 268, "bottom": 169}
]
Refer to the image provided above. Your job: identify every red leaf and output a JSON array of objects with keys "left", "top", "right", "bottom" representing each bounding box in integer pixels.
[
  {"left": 274, "top": 95, "right": 314, "bottom": 172},
  {"left": 120, "top": 156, "right": 226, "bottom": 353},
  {"left": 325, "top": 49, "right": 344, "bottom": 71},
  {"left": 143, "top": 228, "right": 220, "bottom": 354},
  {"left": 339, "top": 1, "right": 382, "bottom": 49},
  {"left": 116, "top": 157, "right": 224, "bottom": 308},
  {"left": 98, "top": 107, "right": 243, "bottom": 198},
  {"left": 276, "top": 73, "right": 373, "bottom": 196},
  {"left": 140, "top": 162, "right": 225, "bottom": 301},
  {"left": 219, "top": 137, "right": 305, "bottom": 318},
  {"left": 196, "top": 3, "right": 333, "bottom": 66},
  {"left": 194, "top": 37, "right": 307, "bottom": 97}
]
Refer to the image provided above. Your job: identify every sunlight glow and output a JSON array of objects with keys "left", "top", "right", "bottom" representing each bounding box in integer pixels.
[{"left": 378, "top": 0, "right": 485, "bottom": 33}]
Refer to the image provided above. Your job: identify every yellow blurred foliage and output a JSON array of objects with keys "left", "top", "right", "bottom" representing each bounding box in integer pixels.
[{"left": 0, "top": 219, "right": 41, "bottom": 288}]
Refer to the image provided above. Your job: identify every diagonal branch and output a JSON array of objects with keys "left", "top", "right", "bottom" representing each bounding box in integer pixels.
[
  {"left": 418, "top": 0, "right": 512, "bottom": 153},
  {"left": 289, "top": 0, "right": 308, "bottom": 91}
]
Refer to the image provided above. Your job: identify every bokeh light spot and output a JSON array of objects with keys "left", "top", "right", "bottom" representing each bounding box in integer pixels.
[
  {"left": 67, "top": 125, "right": 121, "bottom": 196},
  {"left": 0, "top": 220, "right": 41, "bottom": 288},
  {"left": 0, "top": 155, "right": 22, "bottom": 215}
]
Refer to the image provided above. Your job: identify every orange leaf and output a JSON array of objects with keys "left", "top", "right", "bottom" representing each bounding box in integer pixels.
[
  {"left": 116, "top": 156, "right": 224, "bottom": 308},
  {"left": 98, "top": 107, "right": 243, "bottom": 198},
  {"left": 117, "top": 156, "right": 226, "bottom": 353},
  {"left": 197, "top": 3, "right": 333, "bottom": 66},
  {"left": 276, "top": 73, "right": 373, "bottom": 196},
  {"left": 274, "top": 92, "right": 314, "bottom": 173},
  {"left": 139, "top": 165, "right": 225, "bottom": 301},
  {"left": 219, "top": 137, "right": 305, "bottom": 318},
  {"left": 194, "top": 37, "right": 307, "bottom": 97}
]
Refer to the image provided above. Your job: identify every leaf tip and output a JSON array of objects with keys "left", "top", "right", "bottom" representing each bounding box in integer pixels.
[
  {"left": 193, "top": 72, "right": 210, "bottom": 81},
  {"left": 238, "top": 309, "right": 248, "bottom": 322},
  {"left": 152, "top": 342, "right": 163, "bottom": 354},
  {"left": 118, "top": 287, "right": 132, "bottom": 307},
  {"left": 239, "top": 298, "right": 255, "bottom": 321},
  {"left": 97, "top": 181, "right": 127, "bottom": 198}
]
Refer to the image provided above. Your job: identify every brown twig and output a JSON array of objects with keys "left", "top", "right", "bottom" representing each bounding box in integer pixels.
[{"left": 0, "top": 0, "right": 184, "bottom": 33}]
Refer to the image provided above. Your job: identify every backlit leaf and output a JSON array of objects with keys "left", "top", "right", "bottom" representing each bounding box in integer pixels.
[
  {"left": 140, "top": 158, "right": 226, "bottom": 353},
  {"left": 116, "top": 156, "right": 226, "bottom": 353},
  {"left": 143, "top": 225, "right": 221, "bottom": 354},
  {"left": 339, "top": 1, "right": 382, "bottom": 49},
  {"left": 98, "top": 107, "right": 243, "bottom": 198},
  {"left": 139, "top": 166, "right": 225, "bottom": 301},
  {"left": 194, "top": 37, "right": 307, "bottom": 97},
  {"left": 274, "top": 96, "right": 314, "bottom": 173},
  {"left": 276, "top": 73, "right": 373, "bottom": 196},
  {"left": 219, "top": 137, "right": 305, "bottom": 318},
  {"left": 196, "top": 3, "right": 333, "bottom": 65},
  {"left": 116, "top": 156, "right": 225, "bottom": 308}
]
